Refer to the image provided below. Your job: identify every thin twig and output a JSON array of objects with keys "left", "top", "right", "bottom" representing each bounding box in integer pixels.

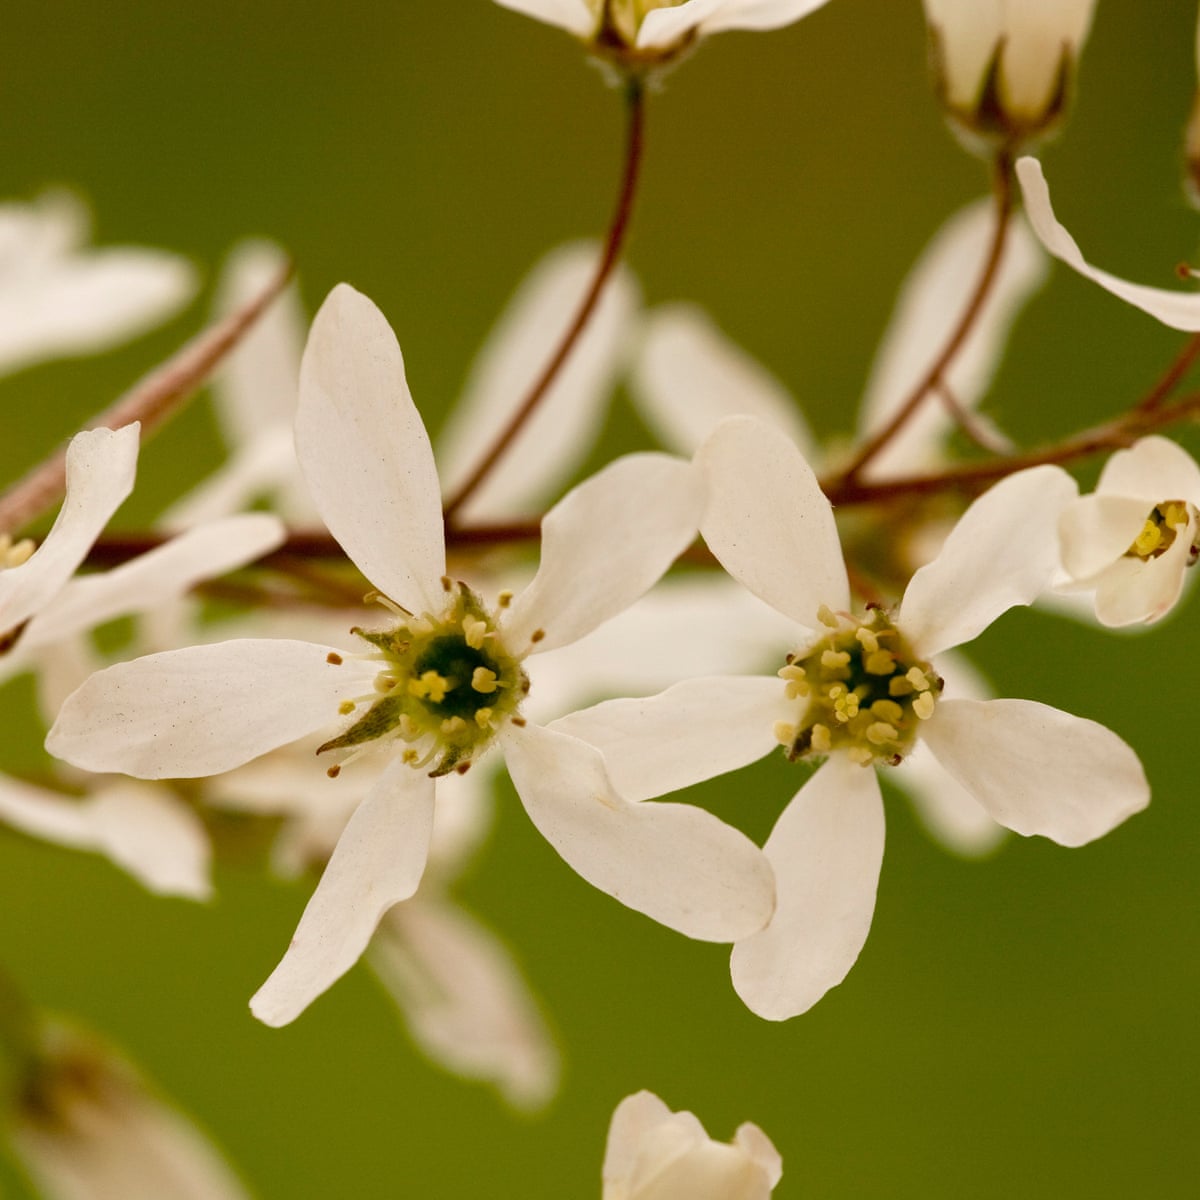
[
  {"left": 0, "top": 260, "right": 294, "bottom": 537},
  {"left": 1135, "top": 330, "right": 1200, "bottom": 413},
  {"left": 836, "top": 150, "right": 1014, "bottom": 483},
  {"left": 441, "top": 78, "right": 647, "bottom": 522}
]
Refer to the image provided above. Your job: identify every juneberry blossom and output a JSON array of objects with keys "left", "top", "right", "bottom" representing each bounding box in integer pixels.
[
  {"left": 923, "top": 0, "right": 1097, "bottom": 147},
  {"left": 554, "top": 416, "right": 1150, "bottom": 1019},
  {"left": 1017, "top": 156, "right": 1200, "bottom": 330},
  {"left": 493, "top": 0, "right": 835, "bottom": 65},
  {"left": 47, "top": 285, "right": 775, "bottom": 1027},
  {"left": 602, "top": 1090, "right": 782, "bottom": 1200},
  {"left": 1058, "top": 436, "right": 1200, "bottom": 626}
]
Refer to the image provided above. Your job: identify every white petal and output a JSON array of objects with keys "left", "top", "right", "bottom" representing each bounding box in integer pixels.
[
  {"left": 0, "top": 774, "right": 211, "bottom": 899},
  {"left": 900, "top": 464, "right": 1078, "bottom": 657},
  {"left": 491, "top": 0, "right": 596, "bottom": 37},
  {"left": 1017, "top": 158, "right": 1200, "bottom": 331},
  {"left": 0, "top": 424, "right": 138, "bottom": 634},
  {"left": 921, "top": 698, "right": 1149, "bottom": 847},
  {"left": 370, "top": 898, "right": 559, "bottom": 1111},
  {"left": 697, "top": 416, "right": 847, "bottom": 627},
  {"left": 858, "top": 201, "right": 1045, "bottom": 479},
  {"left": 1058, "top": 494, "right": 1154, "bottom": 581},
  {"left": 295, "top": 284, "right": 445, "bottom": 613},
  {"left": 21, "top": 513, "right": 285, "bottom": 651},
  {"left": 504, "top": 453, "right": 703, "bottom": 654},
  {"left": 437, "top": 243, "right": 636, "bottom": 519},
  {"left": 549, "top": 675, "right": 788, "bottom": 802},
  {"left": 731, "top": 756, "right": 884, "bottom": 1021},
  {"left": 502, "top": 722, "right": 775, "bottom": 942},
  {"left": 636, "top": 0, "right": 726, "bottom": 47},
  {"left": 640, "top": 0, "right": 833, "bottom": 47},
  {"left": 605, "top": 1092, "right": 677, "bottom": 1186},
  {"left": 1096, "top": 435, "right": 1200, "bottom": 505},
  {"left": 631, "top": 304, "right": 814, "bottom": 460},
  {"left": 1092, "top": 523, "right": 1194, "bottom": 626},
  {"left": 250, "top": 759, "right": 435, "bottom": 1027},
  {"left": 210, "top": 240, "right": 305, "bottom": 446},
  {"left": 46, "top": 639, "right": 375, "bottom": 779}
]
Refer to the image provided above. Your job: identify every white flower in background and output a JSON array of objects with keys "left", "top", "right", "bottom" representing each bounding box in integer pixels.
[
  {"left": 624, "top": 198, "right": 1047, "bottom": 858},
  {"left": 493, "top": 0, "right": 835, "bottom": 64},
  {"left": 0, "top": 191, "right": 195, "bottom": 378},
  {"left": 602, "top": 1090, "right": 781, "bottom": 1200},
  {"left": 554, "top": 417, "right": 1149, "bottom": 1019},
  {"left": 210, "top": 732, "right": 559, "bottom": 1110},
  {"left": 48, "top": 285, "right": 775, "bottom": 1028},
  {"left": 1017, "top": 156, "right": 1200, "bottom": 330},
  {"left": 1058, "top": 437, "right": 1200, "bottom": 626},
  {"left": 1186, "top": 5, "right": 1200, "bottom": 204},
  {"left": 0, "top": 422, "right": 284, "bottom": 899},
  {"left": 10, "top": 1021, "right": 251, "bottom": 1200},
  {"left": 924, "top": 0, "right": 1097, "bottom": 146}
]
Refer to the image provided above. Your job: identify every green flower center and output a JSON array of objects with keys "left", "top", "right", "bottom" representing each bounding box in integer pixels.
[
  {"left": 319, "top": 581, "right": 527, "bottom": 778},
  {"left": 773, "top": 606, "right": 941, "bottom": 768}
]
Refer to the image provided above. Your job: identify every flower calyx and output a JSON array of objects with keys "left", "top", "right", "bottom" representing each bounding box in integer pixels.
[
  {"left": 319, "top": 580, "right": 528, "bottom": 779},
  {"left": 773, "top": 605, "right": 942, "bottom": 768}
]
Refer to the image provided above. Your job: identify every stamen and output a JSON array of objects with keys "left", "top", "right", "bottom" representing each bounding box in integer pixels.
[
  {"left": 463, "top": 616, "right": 488, "bottom": 650},
  {"left": 471, "top": 667, "right": 499, "bottom": 694},
  {"left": 773, "top": 720, "right": 796, "bottom": 746},
  {"left": 913, "top": 692, "right": 936, "bottom": 720},
  {"left": 325, "top": 652, "right": 343, "bottom": 666}
]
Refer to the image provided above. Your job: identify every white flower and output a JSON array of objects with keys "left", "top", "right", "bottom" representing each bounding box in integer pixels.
[
  {"left": 554, "top": 417, "right": 1149, "bottom": 1019},
  {"left": 11, "top": 1022, "right": 251, "bottom": 1200},
  {"left": 493, "top": 0, "right": 835, "bottom": 62},
  {"left": 1058, "top": 436, "right": 1200, "bottom": 626},
  {"left": 924, "top": 0, "right": 1096, "bottom": 144},
  {"left": 0, "top": 191, "right": 195, "bottom": 378},
  {"left": 1016, "top": 156, "right": 1200, "bottom": 330},
  {"left": 47, "top": 285, "right": 775, "bottom": 1027},
  {"left": 602, "top": 1090, "right": 782, "bottom": 1200}
]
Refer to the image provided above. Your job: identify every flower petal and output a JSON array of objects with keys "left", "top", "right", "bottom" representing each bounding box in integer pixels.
[
  {"left": 640, "top": 0, "right": 833, "bottom": 47},
  {"left": 697, "top": 416, "right": 847, "bottom": 627},
  {"left": 21, "top": 513, "right": 285, "bottom": 651},
  {"left": 631, "top": 304, "right": 815, "bottom": 460},
  {"left": 503, "top": 453, "right": 703, "bottom": 655},
  {"left": 437, "top": 243, "right": 637, "bottom": 519},
  {"left": 295, "top": 284, "right": 445, "bottom": 613},
  {"left": 0, "top": 424, "right": 138, "bottom": 634},
  {"left": 1096, "top": 435, "right": 1200, "bottom": 505},
  {"left": 250, "top": 759, "right": 435, "bottom": 1026},
  {"left": 369, "top": 898, "right": 559, "bottom": 1111},
  {"left": 858, "top": 200, "right": 1045, "bottom": 478},
  {"left": 501, "top": 722, "right": 775, "bottom": 942},
  {"left": 731, "top": 755, "right": 884, "bottom": 1021},
  {"left": 1017, "top": 158, "right": 1200, "bottom": 331},
  {"left": 1092, "top": 523, "right": 1194, "bottom": 626},
  {"left": 490, "top": 0, "right": 595, "bottom": 37},
  {"left": 900, "top": 464, "right": 1078, "bottom": 657},
  {"left": 46, "top": 639, "right": 374, "bottom": 779},
  {"left": 1058, "top": 494, "right": 1154, "bottom": 581},
  {"left": 549, "top": 676, "right": 788, "bottom": 802},
  {"left": 921, "top": 698, "right": 1149, "bottom": 847}
]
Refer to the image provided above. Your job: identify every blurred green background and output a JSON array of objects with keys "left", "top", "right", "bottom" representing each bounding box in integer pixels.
[{"left": 1, "top": 0, "right": 1198, "bottom": 1195}]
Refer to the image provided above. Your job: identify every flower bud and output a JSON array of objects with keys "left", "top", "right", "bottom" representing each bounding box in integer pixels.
[{"left": 924, "top": 0, "right": 1096, "bottom": 151}]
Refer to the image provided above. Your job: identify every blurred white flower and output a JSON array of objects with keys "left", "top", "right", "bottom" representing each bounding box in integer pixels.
[
  {"left": 0, "top": 191, "right": 195, "bottom": 378},
  {"left": 924, "top": 0, "right": 1096, "bottom": 146},
  {"left": 493, "top": 0, "right": 835, "bottom": 63},
  {"left": 602, "top": 1090, "right": 781, "bottom": 1200},
  {"left": 48, "top": 285, "right": 774, "bottom": 1028},
  {"left": 1058, "top": 436, "right": 1200, "bottom": 626},
  {"left": 1017, "top": 156, "right": 1200, "bottom": 330},
  {"left": 10, "top": 1022, "right": 251, "bottom": 1200},
  {"left": 555, "top": 417, "right": 1149, "bottom": 1019}
]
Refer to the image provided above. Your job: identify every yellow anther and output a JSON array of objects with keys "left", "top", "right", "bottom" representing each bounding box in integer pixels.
[
  {"left": 778, "top": 664, "right": 806, "bottom": 682},
  {"left": 1133, "top": 520, "right": 1163, "bottom": 557},
  {"left": 497, "top": 590, "right": 514, "bottom": 609},
  {"left": 821, "top": 649, "right": 851, "bottom": 669},
  {"left": 817, "top": 604, "right": 840, "bottom": 628},
  {"left": 855, "top": 627, "right": 879, "bottom": 653},
  {"left": 441, "top": 716, "right": 467, "bottom": 734},
  {"left": 832, "top": 691, "right": 859, "bottom": 723},
  {"left": 463, "top": 616, "right": 488, "bottom": 650},
  {"left": 408, "top": 671, "right": 451, "bottom": 702},
  {"left": 913, "top": 692, "right": 936, "bottom": 720},
  {"left": 870, "top": 699, "right": 904, "bottom": 724},
  {"left": 810, "top": 724, "right": 832, "bottom": 753},
  {"left": 864, "top": 650, "right": 897, "bottom": 676},
  {"left": 471, "top": 667, "right": 499, "bottom": 694},
  {"left": 475, "top": 707, "right": 494, "bottom": 728},
  {"left": 888, "top": 676, "right": 915, "bottom": 697},
  {"left": 773, "top": 720, "right": 796, "bottom": 746},
  {"left": 402, "top": 748, "right": 420, "bottom": 765},
  {"left": 866, "top": 721, "right": 898, "bottom": 746},
  {"left": 847, "top": 746, "right": 874, "bottom": 765},
  {"left": 0, "top": 536, "right": 35, "bottom": 569},
  {"left": 1164, "top": 501, "right": 1190, "bottom": 528},
  {"left": 338, "top": 700, "right": 356, "bottom": 715},
  {"left": 778, "top": 664, "right": 809, "bottom": 697},
  {"left": 906, "top": 667, "right": 931, "bottom": 691}
]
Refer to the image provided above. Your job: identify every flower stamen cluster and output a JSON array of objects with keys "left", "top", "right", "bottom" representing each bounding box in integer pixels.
[
  {"left": 1126, "top": 500, "right": 1196, "bottom": 562},
  {"left": 773, "top": 605, "right": 941, "bottom": 767},
  {"left": 319, "top": 580, "right": 528, "bottom": 778}
]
